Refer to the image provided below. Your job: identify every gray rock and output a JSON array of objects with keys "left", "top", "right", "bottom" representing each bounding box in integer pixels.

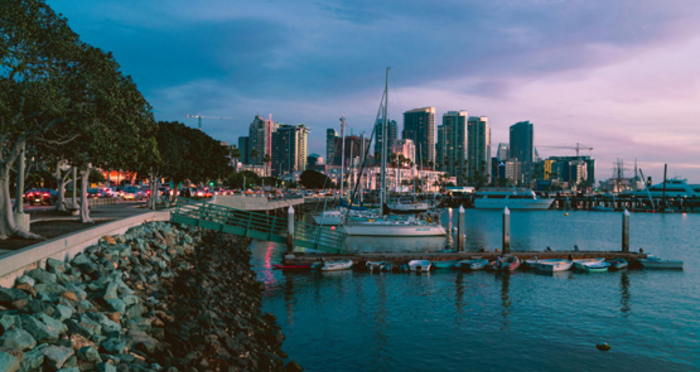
[
  {"left": 77, "top": 346, "right": 102, "bottom": 364},
  {"left": 34, "top": 312, "right": 68, "bottom": 335},
  {"left": 97, "top": 362, "right": 117, "bottom": 372},
  {"left": 46, "top": 258, "right": 67, "bottom": 273},
  {"left": 76, "top": 300, "right": 95, "bottom": 311},
  {"left": 105, "top": 299, "right": 126, "bottom": 314},
  {"left": 0, "top": 314, "right": 20, "bottom": 332},
  {"left": 100, "top": 338, "right": 128, "bottom": 355},
  {"left": 120, "top": 295, "right": 139, "bottom": 307},
  {"left": 125, "top": 304, "right": 146, "bottom": 319},
  {"left": 54, "top": 304, "right": 74, "bottom": 321},
  {"left": 20, "top": 314, "right": 59, "bottom": 343},
  {"left": 34, "top": 282, "right": 67, "bottom": 301},
  {"left": 86, "top": 312, "right": 121, "bottom": 335},
  {"left": 126, "top": 317, "right": 151, "bottom": 333},
  {"left": 0, "top": 328, "right": 36, "bottom": 351},
  {"left": 40, "top": 345, "right": 74, "bottom": 370},
  {"left": 0, "top": 351, "right": 20, "bottom": 372},
  {"left": 126, "top": 329, "right": 158, "bottom": 354},
  {"left": 56, "top": 368, "right": 80, "bottom": 372},
  {"left": 64, "top": 284, "right": 87, "bottom": 301},
  {"left": 15, "top": 275, "right": 35, "bottom": 287},
  {"left": 66, "top": 315, "right": 102, "bottom": 339},
  {"left": 0, "top": 288, "right": 29, "bottom": 304},
  {"left": 25, "top": 268, "right": 57, "bottom": 284},
  {"left": 103, "top": 283, "right": 119, "bottom": 301},
  {"left": 18, "top": 348, "right": 44, "bottom": 372}
]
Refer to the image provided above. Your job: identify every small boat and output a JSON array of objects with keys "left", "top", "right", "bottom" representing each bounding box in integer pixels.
[
  {"left": 366, "top": 261, "right": 390, "bottom": 271},
  {"left": 580, "top": 261, "right": 610, "bottom": 273},
  {"left": 408, "top": 260, "right": 431, "bottom": 272},
  {"left": 272, "top": 264, "right": 312, "bottom": 270},
  {"left": 432, "top": 260, "right": 459, "bottom": 269},
  {"left": 457, "top": 259, "right": 489, "bottom": 271},
  {"left": 500, "top": 256, "right": 520, "bottom": 272},
  {"left": 380, "top": 262, "right": 394, "bottom": 272},
  {"left": 320, "top": 260, "right": 354, "bottom": 271},
  {"left": 312, "top": 210, "right": 344, "bottom": 226},
  {"left": 537, "top": 260, "right": 574, "bottom": 273},
  {"left": 485, "top": 260, "right": 499, "bottom": 271},
  {"left": 608, "top": 258, "right": 628, "bottom": 270},
  {"left": 573, "top": 258, "right": 605, "bottom": 270},
  {"left": 639, "top": 256, "right": 684, "bottom": 270},
  {"left": 525, "top": 258, "right": 565, "bottom": 271}
]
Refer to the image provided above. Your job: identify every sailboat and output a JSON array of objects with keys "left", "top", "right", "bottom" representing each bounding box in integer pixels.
[
  {"left": 385, "top": 144, "right": 430, "bottom": 214},
  {"left": 341, "top": 68, "right": 446, "bottom": 237}
]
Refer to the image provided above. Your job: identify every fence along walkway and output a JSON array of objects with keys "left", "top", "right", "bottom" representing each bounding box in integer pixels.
[{"left": 171, "top": 197, "right": 347, "bottom": 253}]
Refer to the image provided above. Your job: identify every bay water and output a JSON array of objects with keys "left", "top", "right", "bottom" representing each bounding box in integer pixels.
[{"left": 251, "top": 209, "right": 700, "bottom": 371}]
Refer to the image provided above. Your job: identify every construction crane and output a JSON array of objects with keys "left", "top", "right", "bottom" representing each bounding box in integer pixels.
[
  {"left": 186, "top": 114, "right": 231, "bottom": 130},
  {"left": 538, "top": 142, "right": 593, "bottom": 158}
]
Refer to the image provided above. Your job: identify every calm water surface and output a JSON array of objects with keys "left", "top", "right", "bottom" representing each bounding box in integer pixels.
[{"left": 251, "top": 210, "right": 700, "bottom": 371}]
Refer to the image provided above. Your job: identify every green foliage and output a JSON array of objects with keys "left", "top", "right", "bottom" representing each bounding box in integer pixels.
[
  {"left": 88, "top": 168, "right": 106, "bottom": 184},
  {"left": 299, "top": 170, "right": 335, "bottom": 189}
]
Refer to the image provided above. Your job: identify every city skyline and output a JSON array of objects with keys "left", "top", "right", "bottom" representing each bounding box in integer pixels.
[{"left": 47, "top": 0, "right": 700, "bottom": 182}]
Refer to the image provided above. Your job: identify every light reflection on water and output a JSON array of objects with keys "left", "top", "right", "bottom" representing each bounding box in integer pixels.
[{"left": 253, "top": 210, "right": 700, "bottom": 372}]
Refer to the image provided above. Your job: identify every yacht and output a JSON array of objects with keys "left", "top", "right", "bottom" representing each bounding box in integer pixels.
[
  {"left": 474, "top": 187, "right": 554, "bottom": 210},
  {"left": 628, "top": 178, "right": 700, "bottom": 198},
  {"left": 341, "top": 215, "right": 446, "bottom": 236}
]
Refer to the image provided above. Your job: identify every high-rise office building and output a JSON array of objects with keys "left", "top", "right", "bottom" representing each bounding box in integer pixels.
[
  {"left": 249, "top": 114, "right": 277, "bottom": 165},
  {"left": 326, "top": 128, "right": 338, "bottom": 165},
  {"left": 331, "top": 135, "right": 370, "bottom": 167},
  {"left": 238, "top": 136, "right": 250, "bottom": 164},
  {"left": 496, "top": 143, "right": 509, "bottom": 162},
  {"left": 374, "top": 118, "right": 397, "bottom": 157},
  {"left": 509, "top": 121, "right": 534, "bottom": 183},
  {"left": 467, "top": 116, "right": 491, "bottom": 183},
  {"left": 403, "top": 107, "right": 436, "bottom": 167},
  {"left": 271, "top": 124, "right": 309, "bottom": 177},
  {"left": 436, "top": 111, "right": 468, "bottom": 182}
]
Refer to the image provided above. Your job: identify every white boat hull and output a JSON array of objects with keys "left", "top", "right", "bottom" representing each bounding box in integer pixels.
[
  {"left": 386, "top": 202, "right": 430, "bottom": 213},
  {"left": 313, "top": 211, "right": 344, "bottom": 226},
  {"left": 408, "top": 260, "right": 431, "bottom": 272},
  {"left": 474, "top": 198, "right": 554, "bottom": 210},
  {"left": 321, "top": 260, "right": 354, "bottom": 271},
  {"left": 537, "top": 261, "right": 573, "bottom": 273},
  {"left": 640, "top": 259, "right": 683, "bottom": 269},
  {"left": 341, "top": 223, "right": 446, "bottom": 237}
]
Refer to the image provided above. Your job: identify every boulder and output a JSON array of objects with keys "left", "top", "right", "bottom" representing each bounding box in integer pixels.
[
  {"left": 0, "top": 351, "right": 20, "bottom": 372},
  {"left": 76, "top": 346, "right": 102, "bottom": 364},
  {"left": 14, "top": 284, "right": 36, "bottom": 298},
  {"left": 126, "top": 329, "right": 159, "bottom": 354},
  {"left": 0, "top": 328, "right": 36, "bottom": 351},
  {"left": 100, "top": 338, "right": 128, "bottom": 355},
  {"left": 105, "top": 299, "right": 126, "bottom": 314},
  {"left": 20, "top": 314, "right": 59, "bottom": 343},
  {"left": 46, "top": 258, "right": 67, "bottom": 273},
  {"left": 97, "top": 362, "right": 117, "bottom": 372},
  {"left": 34, "top": 282, "right": 68, "bottom": 300},
  {"left": 15, "top": 276, "right": 35, "bottom": 287},
  {"left": 25, "top": 269, "right": 57, "bottom": 284},
  {"left": 0, "top": 314, "right": 20, "bottom": 333},
  {"left": 40, "top": 345, "right": 74, "bottom": 370},
  {"left": 54, "top": 304, "right": 74, "bottom": 322},
  {"left": 34, "top": 313, "right": 68, "bottom": 335},
  {"left": 66, "top": 315, "right": 101, "bottom": 340},
  {"left": 0, "top": 289, "right": 29, "bottom": 304},
  {"left": 102, "top": 236, "right": 117, "bottom": 245},
  {"left": 18, "top": 348, "right": 44, "bottom": 372}
]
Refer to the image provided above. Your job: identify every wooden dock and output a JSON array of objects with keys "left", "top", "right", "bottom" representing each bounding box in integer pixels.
[{"left": 283, "top": 250, "right": 648, "bottom": 269}]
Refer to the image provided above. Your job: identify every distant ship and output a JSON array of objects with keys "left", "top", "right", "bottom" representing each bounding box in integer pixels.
[
  {"left": 627, "top": 178, "right": 700, "bottom": 198},
  {"left": 474, "top": 187, "right": 554, "bottom": 210}
]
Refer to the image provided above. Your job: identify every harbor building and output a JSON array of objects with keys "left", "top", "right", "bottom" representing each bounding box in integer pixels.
[
  {"left": 546, "top": 155, "right": 595, "bottom": 188},
  {"left": 467, "top": 116, "right": 491, "bottom": 185},
  {"left": 436, "top": 110, "right": 468, "bottom": 183},
  {"left": 271, "top": 124, "right": 309, "bottom": 177},
  {"left": 403, "top": 107, "right": 436, "bottom": 168},
  {"left": 391, "top": 139, "right": 416, "bottom": 165},
  {"left": 509, "top": 121, "right": 534, "bottom": 184},
  {"left": 249, "top": 114, "right": 277, "bottom": 166},
  {"left": 374, "top": 118, "right": 398, "bottom": 158}
]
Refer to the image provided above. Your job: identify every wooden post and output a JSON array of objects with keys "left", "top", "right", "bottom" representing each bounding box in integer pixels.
[
  {"left": 287, "top": 205, "right": 295, "bottom": 253},
  {"left": 457, "top": 206, "right": 465, "bottom": 251},
  {"left": 622, "top": 209, "right": 629, "bottom": 253},
  {"left": 502, "top": 207, "right": 511, "bottom": 254}
]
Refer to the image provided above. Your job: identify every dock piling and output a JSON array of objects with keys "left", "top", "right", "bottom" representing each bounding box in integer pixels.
[
  {"left": 457, "top": 206, "right": 465, "bottom": 251},
  {"left": 622, "top": 209, "right": 629, "bottom": 253},
  {"left": 287, "top": 206, "right": 295, "bottom": 253},
  {"left": 503, "top": 207, "right": 511, "bottom": 254}
]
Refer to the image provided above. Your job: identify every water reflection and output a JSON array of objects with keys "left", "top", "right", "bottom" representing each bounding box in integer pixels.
[
  {"left": 454, "top": 272, "right": 465, "bottom": 323},
  {"left": 620, "top": 271, "right": 631, "bottom": 316},
  {"left": 499, "top": 273, "right": 511, "bottom": 330},
  {"left": 347, "top": 236, "right": 447, "bottom": 252}
]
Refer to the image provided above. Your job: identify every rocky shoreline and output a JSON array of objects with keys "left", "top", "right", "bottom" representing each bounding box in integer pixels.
[{"left": 0, "top": 221, "right": 300, "bottom": 372}]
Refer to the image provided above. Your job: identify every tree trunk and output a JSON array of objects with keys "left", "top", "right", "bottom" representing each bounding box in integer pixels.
[
  {"left": 80, "top": 165, "right": 93, "bottom": 224},
  {"left": 0, "top": 162, "right": 43, "bottom": 240},
  {"left": 55, "top": 160, "right": 70, "bottom": 212}
]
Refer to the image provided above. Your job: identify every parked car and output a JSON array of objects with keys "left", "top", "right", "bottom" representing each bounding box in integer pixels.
[
  {"left": 24, "top": 188, "right": 58, "bottom": 206},
  {"left": 122, "top": 187, "right": 145, "bottom": 200},
  {"left": 87, "top": 188, "right": 108, "bottom": 199}
]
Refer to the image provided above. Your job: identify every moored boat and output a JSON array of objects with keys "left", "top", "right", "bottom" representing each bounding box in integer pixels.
[
  {"left": 525, "top": 257, "right": 565, "bottom": 271},
  {"left": 639, "top": 256, "right": 684, "bottom": 270},
  {"left": 457, "top": 258, "right": 489, "bottom": 271},
  {"left": 500, "top": 256, "right": 521, "bottom": 272},
  {"left": 608, "top": 258, "right": 628, "bottom": 270},
  {"left": 366, "top": 261, "right": 390, "bottom": 271},
  {"left": 537, "top": 260, "right": 573, "bottom": 273},
  {"left": 573, "top": 257, "right": 605, "bottom": 270},
  {"left": 408, "top": 260, "right": 431, "bottom": 272},
  {"left": 432, "top": 260, "right": 459, "bottom": 269},
  {"left": 474, "top": 187, "right": 554, "bottom": 210},
  {"left": 272, "top": 264, "right": 312, "bottom": 270},
  {"left": 320, "top": 260, "right": 354, "bottom": 271},
  {"left": 579, "top": 261, "right": 610, "bottom": 273}
]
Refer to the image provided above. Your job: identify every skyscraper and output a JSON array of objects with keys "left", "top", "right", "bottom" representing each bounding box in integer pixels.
[
  {"left": 509, "top": 121, "right": 534, "bottom": 183},
  {"left": 331, "top": 135, "right": 370, "bottom": 167},
  {"left": 326, "top": 128, "right": 338, "bottom": 165},
  {"left": 496, "top": 143, "right": 509, "bottom": 162},
  {"left": 271, "top": 124, "right": 309, "bottom": 177},
  {"left": 467, "top": 116, "right": 491, "bottom": 183},
  {"left": 238, "top": 136, "right": 250, "bottom": 164},
  {"left": 374, "top": 118, "right": 397, "bottom": 157},
  {"left": 403, "top": 107, "right": 436, "bottom": 167},
  {"left": 436, "top": 111, "right": 468, "bottom": 182},
  {"left": 249, "top": 114, "right": 277, "bottom": 165}
]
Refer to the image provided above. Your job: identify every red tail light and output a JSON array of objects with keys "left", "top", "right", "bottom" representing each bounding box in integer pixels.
[{"left": 43, "top": 193, "right": 49, "bottom": 197}]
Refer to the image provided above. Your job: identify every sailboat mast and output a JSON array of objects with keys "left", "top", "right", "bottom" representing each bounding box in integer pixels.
[
  {"left": 340, "top": 116, "right": 346, "bottom": 198},
  {"left": 380, "top": 68, "right": 389, "bottom": 216}
]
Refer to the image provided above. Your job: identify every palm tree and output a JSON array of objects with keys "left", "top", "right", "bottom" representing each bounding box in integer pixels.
[
  {"left": 229, "top": 145, "right": 241, "bottom": 171},
  {"left": 263, "top": 154, "right": 271, "bottom": 177},
  {"left": 251, "top": 148, "right": 258, "bottom": 164}
]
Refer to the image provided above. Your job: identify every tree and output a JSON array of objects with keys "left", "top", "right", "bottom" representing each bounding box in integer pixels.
[
  {"left": 229, "top": 145, "right": 241, "bottom": 171},
  {"left": 299, "top": 170, "right": 335, "bottom": 189},
  {"left": 263, "top": 153, "right": 271, "bottom": 177}
]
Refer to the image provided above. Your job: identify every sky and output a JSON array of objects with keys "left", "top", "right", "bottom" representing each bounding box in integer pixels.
[{"left": 47, "top": 0, "right": 700, "bottom": 183}]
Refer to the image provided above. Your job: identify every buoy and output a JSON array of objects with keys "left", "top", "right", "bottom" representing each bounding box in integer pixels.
[
  {"left": 452, "top": 227, "right": 457, "bottom": 232},
  {"left": 596, "top": 342, "right": 611, "bottom": 351},
  {"left": 495, "top": 248, "right": 500, "bottom": 252},
  {"left": 330, "top": 226, "right": 336, "bottom": 231}
]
